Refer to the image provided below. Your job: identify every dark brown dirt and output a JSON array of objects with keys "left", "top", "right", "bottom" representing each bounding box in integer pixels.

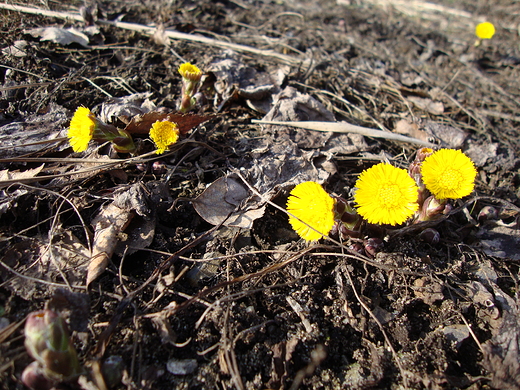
[{"left": 1, "top": 1, "right": 520, "bottom": 389}]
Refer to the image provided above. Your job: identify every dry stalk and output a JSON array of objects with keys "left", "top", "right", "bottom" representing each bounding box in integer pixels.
[{"left": 251, "top": 119, "right": 435, "bottom": 147}]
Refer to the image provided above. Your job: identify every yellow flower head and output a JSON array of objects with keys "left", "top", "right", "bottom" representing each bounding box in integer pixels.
[
  {"left": 149, "top": 120, "right": 180, "bottom": 154},
  {"left": 354, "top": 163, "right": 419, "bottom": 225},
  {"left": 286, "top": 181, "right": 336, "bottom": 241},
  {"left": 421, "top": 149, "right": 477, "bottom": 199},
  {"left": 476, "top": 22, "right": 495, "bottom": 40},
  {"left": 178, "top": 62, "right": 202, "bottom": 82},
  {"left": 67, "top": 107, "right": 96, "bottom": 152}
]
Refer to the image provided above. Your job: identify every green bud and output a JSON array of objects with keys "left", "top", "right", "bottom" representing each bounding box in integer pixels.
[{"left": 24, "top": 310, "right": 81, "bottom": 381}]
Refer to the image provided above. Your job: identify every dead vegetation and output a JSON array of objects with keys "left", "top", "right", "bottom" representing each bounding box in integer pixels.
[{"left": 0, "top": 0, "right": 520, "bottom": 389}]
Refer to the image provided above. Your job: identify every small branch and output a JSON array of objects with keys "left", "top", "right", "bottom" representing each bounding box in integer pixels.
[{"left": 252, "top": 119, "right": 435, "bottom": 147}]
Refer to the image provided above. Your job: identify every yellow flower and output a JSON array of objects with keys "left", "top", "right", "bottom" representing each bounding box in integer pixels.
[
  {"left": 421, "top": 149, "right": 477, "bottom": 199},
  {"left": 354, "top": 163, "right": 419, "bottom": 225},
  {"left": 286, "top": 181, "right": 335, "bottom": 241},
  {"left": 178, "top": 62, "right": 202, "bottom": 82},
  {"left": 476, "top": 22, "right": 495, "bottom": 39},
  {"left": 149, "top": 120, "right": 180, "bottom": 154},
  {"left": 67, "top": 107, "right": 95, "bottom": 152}
]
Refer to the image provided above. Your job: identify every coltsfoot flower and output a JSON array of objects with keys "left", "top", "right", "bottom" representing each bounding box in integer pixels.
[
  {"left": 354, "top": 163, "right": 419, "bottom": 225},
  {"left": 178, "top": 62, "right": 202, "bottom": 82},
  {"left": 421, "top": 149, "right": 477, "bottom": 199},
  {"left": 149, "top": 120, "right": 180, "bottom": 154},
  {"left": 286, "top": 181, "right": 336, "bottom": 241},
  {"left": 178, "top": 62, "right": 203, "bottom": 113},
  {"left": 476, "top": 22, "right": 495, "bottom": 40},
  {"left": 67, "top": 107, "right": 136, "bottom": 154},
  {"left": 67, "top": 107, "right": 96, "bottom": 152}
]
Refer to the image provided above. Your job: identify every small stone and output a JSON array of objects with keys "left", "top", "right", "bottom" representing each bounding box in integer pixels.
[{"left": 166, "top": 358, "right": 198, "bottom": 375}]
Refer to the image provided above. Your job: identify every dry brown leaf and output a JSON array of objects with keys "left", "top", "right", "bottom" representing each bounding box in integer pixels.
[
  {"left": 206, "top": 50, "right": 287, "bottom": 113},
  {"left": 25, "top": 27, "right": 89, "bottom": 47},
  {"left": 0, "top": 164, "right": 44, "bottom": 188},
  {"left": 407, "top": 96, "right": 444, "bottom": 115},
  {"left": 87, "top": 202, "right": 134, "bottom": 287},
  {"left": 98, "top": 92, "right": 156, "bottom": 124},
  {"left": 86, "top": 183, "right": 161, "bottom": 286},
  {"left": 422, "top": 120, "right": 468, "bottom": 148},
  {"left": 192, "top": 175, "right": 264, "bottom": 229},
  {"left": 393, "top": 119, "right": 429, "bottom": 141}
]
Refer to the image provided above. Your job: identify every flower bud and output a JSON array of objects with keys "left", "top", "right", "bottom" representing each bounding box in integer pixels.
[
  {"left": 110, "top": 129, "right": 136, "bottom": 154},
  {"left": 22, "top": 361, "right": 56, "bottom": 390},
  {"left": 416, "top": 195, "right": 448, "bottom": 222},
  {"left": 24, "top": 310, "right": 81, "bottom": 381},
  {"left": 348, "top": 242, "right": 364, "bottom": 255},
  {"left": 364, "top": 237, "right": 384, "bottom": 257},
  {"left": 333, "top": 196, "right": 362, "bottom": 238}
]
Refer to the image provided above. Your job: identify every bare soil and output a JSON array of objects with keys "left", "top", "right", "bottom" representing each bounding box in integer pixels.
[{"left": 1, "top": 1, "right": 520, "bottom": 389}]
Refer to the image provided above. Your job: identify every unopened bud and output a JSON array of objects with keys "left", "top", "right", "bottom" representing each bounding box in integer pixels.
[
  {"left": 333, "top": 196, "right": 362, "bottom": 238},
  {"left": 348, "top": 243, "right": 364, "bottom": 254},
  {"left": 417, "top": 195, "right": 448, "bottom": 221},
  {"left": 22, "top": 361, "right": 55, "bottom": 390},
  {"left": 24, "top": 310, "right": 81, "bottom": 381},
  {"left": 364, "top": 237, "right": 384, "bottom": 257}
]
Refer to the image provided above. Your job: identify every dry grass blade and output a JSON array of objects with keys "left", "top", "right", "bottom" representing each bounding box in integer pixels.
[{"left": 252, "top": 119, "right": 435, "bottom": 147}]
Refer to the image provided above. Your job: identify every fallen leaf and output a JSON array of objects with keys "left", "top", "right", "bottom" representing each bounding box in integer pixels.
[
  {"left": 86, "top": 183, "right": 162, "bottom": 286},
  {"left": 192, "top": 175, "right": 265, "bottom": 229},
  {"left": 407, "top": 96, "right": 444, "bottom": 115},
  {"left": 87, "top": 202, "right": 134, "bottom": 287},
  {"left": 0, "top": 103, "right": 68, "bottom": 157},
  {"left": 0, "top": 164, "right": 45, "bottom": 189},
  {"left": 25, "top": 27, "right": 89, "bottom": 47},
  {"left": 2, "top": 231, "right": 90, "bottom": 301},
  {"left": 394, "top": 119, "right": 429, "bottom": 140},
  {"left": 475, "top": 223, "right": 520, "bottom": 260},
  {"left": 481, "top": 281, "right": 520, "bottom": 390},
  {"left": 423, "top": 120, "right": 468, "bottom": 148},
  {"left": 206, "top": 50, "right": 288, "bottom": 113},
  {"left": 98, "top": 92, "right": 156, "bottom": 125},
  {"left": 2, "top": 40, "right": 29, "bottom": 57}
]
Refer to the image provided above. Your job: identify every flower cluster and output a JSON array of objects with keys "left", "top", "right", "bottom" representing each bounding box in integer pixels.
[
  {"left": 67, "top": 108, "right": 182, "bottom": 155},
  {"left": 286, "top": 148, "right": 477, "bottom": 246},
  {"left": 67, "top": 62, "right": 203, "bottom": 155}
]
